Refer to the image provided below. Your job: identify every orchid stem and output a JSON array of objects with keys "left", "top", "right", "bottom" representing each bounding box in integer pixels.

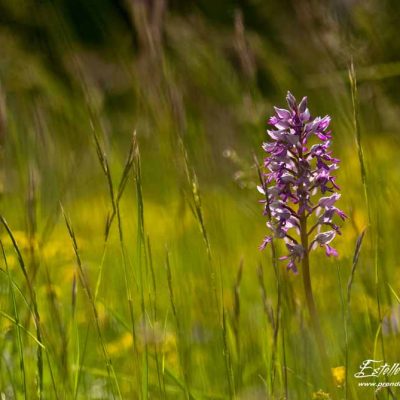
[
  {"left": 300, "top": 215, "right": 336, "bottom": 396},
  {"left": 300, "top": 216, "right": 319, "bottom": 327}
]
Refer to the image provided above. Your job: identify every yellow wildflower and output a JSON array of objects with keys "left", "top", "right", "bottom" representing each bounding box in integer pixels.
[
  {"left": 312, "top": 389, "right": 331, "bottom": 399},
  {"left": 331, "top": 365, "right": 346, "bottom": 387},
  {"left": 107, "top": 332, "right": 133, "bottom": 355}
]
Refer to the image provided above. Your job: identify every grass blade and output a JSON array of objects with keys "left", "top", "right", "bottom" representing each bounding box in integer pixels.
[
  {"left": 60, "top": 204, "right": 122, "bottom": 400},
  {"left": 0, "top": 240, "right": 27, "bottom": 397},
  {"left": 0, "top": 216, "right": 44, "bottom": 399}
]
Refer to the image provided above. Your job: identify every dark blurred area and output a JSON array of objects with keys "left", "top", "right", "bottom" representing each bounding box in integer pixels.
[{"left": 0, "top": 0, "right": 400, "bottom": 202}]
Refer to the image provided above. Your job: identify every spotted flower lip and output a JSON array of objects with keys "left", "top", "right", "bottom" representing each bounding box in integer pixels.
[
  {"left": 259, "top": 91, "right": 346, "bottom": 272},
  {"left": 318, "top": 193, "right": 340, "bottom": 208},
  {"left": 314, "top": 230, "right": 336, "bottom": 244}
]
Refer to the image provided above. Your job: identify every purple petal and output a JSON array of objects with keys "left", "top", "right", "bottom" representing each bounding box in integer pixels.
[
  {"left": 318, "top": 193, "right": 341, "bottom": 208},
  {"left": 275, "top": 121, "right": 291, "bottom": 130},
  {"left": 267, "top": 130, "right": 285, "bottom": 140},
  {"left": 334, "top": 207, "right": 347, "bottom": 220},
  {"left": 298, "top": 96, "right": 308, "bottom": 113},
  {"left": 259, "top": 236, "right": 272, "bottom": 250},
  {"left": 316, "top": 132, "right": 329, "bottom": 141},
  {"left": 318, "top": 116, "right": 331, "bottom": 130},
  {"left": 325, "top": 245, "right": 338, "bottom": 257},
  {"left": 300, "top": 108, "right": 310, "bottom": 122},
  {"left": 287, "top": 260, "right": 298, "bottom": 273},
  {"left": 274, "top": 107, "right": 291, "bottom": 119},
  {"left": 286, "top": 91, "right": 296, "bottom": 110}
]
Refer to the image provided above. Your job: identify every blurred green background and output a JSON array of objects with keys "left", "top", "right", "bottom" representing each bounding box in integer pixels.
[{"left": 1, "top": 0, "right": 400, "bottom": 399}]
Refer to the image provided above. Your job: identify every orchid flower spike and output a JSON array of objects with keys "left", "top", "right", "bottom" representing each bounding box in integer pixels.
[{"left": 258, "top": 91, "right": 346, "bottom": 273}]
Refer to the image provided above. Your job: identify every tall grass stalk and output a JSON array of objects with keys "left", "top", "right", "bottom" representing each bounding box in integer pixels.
[
  {"left": 0, "top": 216, "right": 44, "bottom": 399},
  {"left": 373, "top": 227, "right": 386, "bottom": 366},
  {"left": 43, "top": 264, "right": 70, "bottom": 395},
  {"left": 26, "top": 165, "right": 40, "bottom": 288},
  {"left": 219, "top": 263, "right": 235, "bottom": 400},
  {"left": 336, "top": 263, "right": 347, "bottom": 399},
  {"left": 281, "top": 315, "right": 288, "bottom": 399},
  {"left": 179, "top": 139, "right": 235, "bottom": 396},
  {"left": 61, "top": 206, "right": 122, "bottom": 400},
  {"left": 147, "top": 236, "right": 166, "bottom": 398},
  {"left": 346, "top": 229, "right": 365, "bottom": 398},
  {"left": 92, "top": 128, "right": 141, "bottom": 393},
  {"left": 92, "top": 128, "right": 135, "bottom": 301},
  {"left": 336, "top": 229, "right": 365, "bottom": 399},
  {"left": 349, "top": 62, "right": 370, "bottom": 225},
  {"left": 132, "top": 132, "right": 150, "bottom": 399},
  {"left": 179, "top": 139, "right": 211, "bottom": 260},
  {"left": 256, "top": 262, "right": 275, "bottom": 396},
  {"left": 73, "top": 321, "right": 90, "bottom": 399},
  {"left": 0, "top": 310, "right": 45, "bottom": 349},
  {"left": 2, "top": 353, "right": 18, "bottom": 398},
  {"left": 43, "top": 348, "right": 59, "bottom": 399},
  {"left": 164, "top": 249, "right": 191, "bottom": 400},
  {"left": 0, "top": 240, "right": 27, "bottom": 398},
  {"left": 231, "top": 260, "right": 243, "bottom": 390},
  {"left": 0, "top": 268, "right": 45, "bottom": 349},
  {"left": 349, "top": 63, "right": 387, "bottom": 372}
]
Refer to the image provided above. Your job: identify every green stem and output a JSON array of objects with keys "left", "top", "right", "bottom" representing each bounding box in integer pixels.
[
  {"left": 300, "top": 216, "right": 319, "bottom": 327},
  {"left": 300, "top": 215, "right": 336, "bottom": 396}
]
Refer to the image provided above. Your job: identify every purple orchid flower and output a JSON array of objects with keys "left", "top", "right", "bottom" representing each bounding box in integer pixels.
[{"left": 259, "top": 92, "right": 346, "bottom": 272}]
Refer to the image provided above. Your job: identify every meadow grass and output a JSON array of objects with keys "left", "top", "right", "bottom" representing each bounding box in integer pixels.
[{"left": 1, "top": 2, "right": 400, "bottom": 399}]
